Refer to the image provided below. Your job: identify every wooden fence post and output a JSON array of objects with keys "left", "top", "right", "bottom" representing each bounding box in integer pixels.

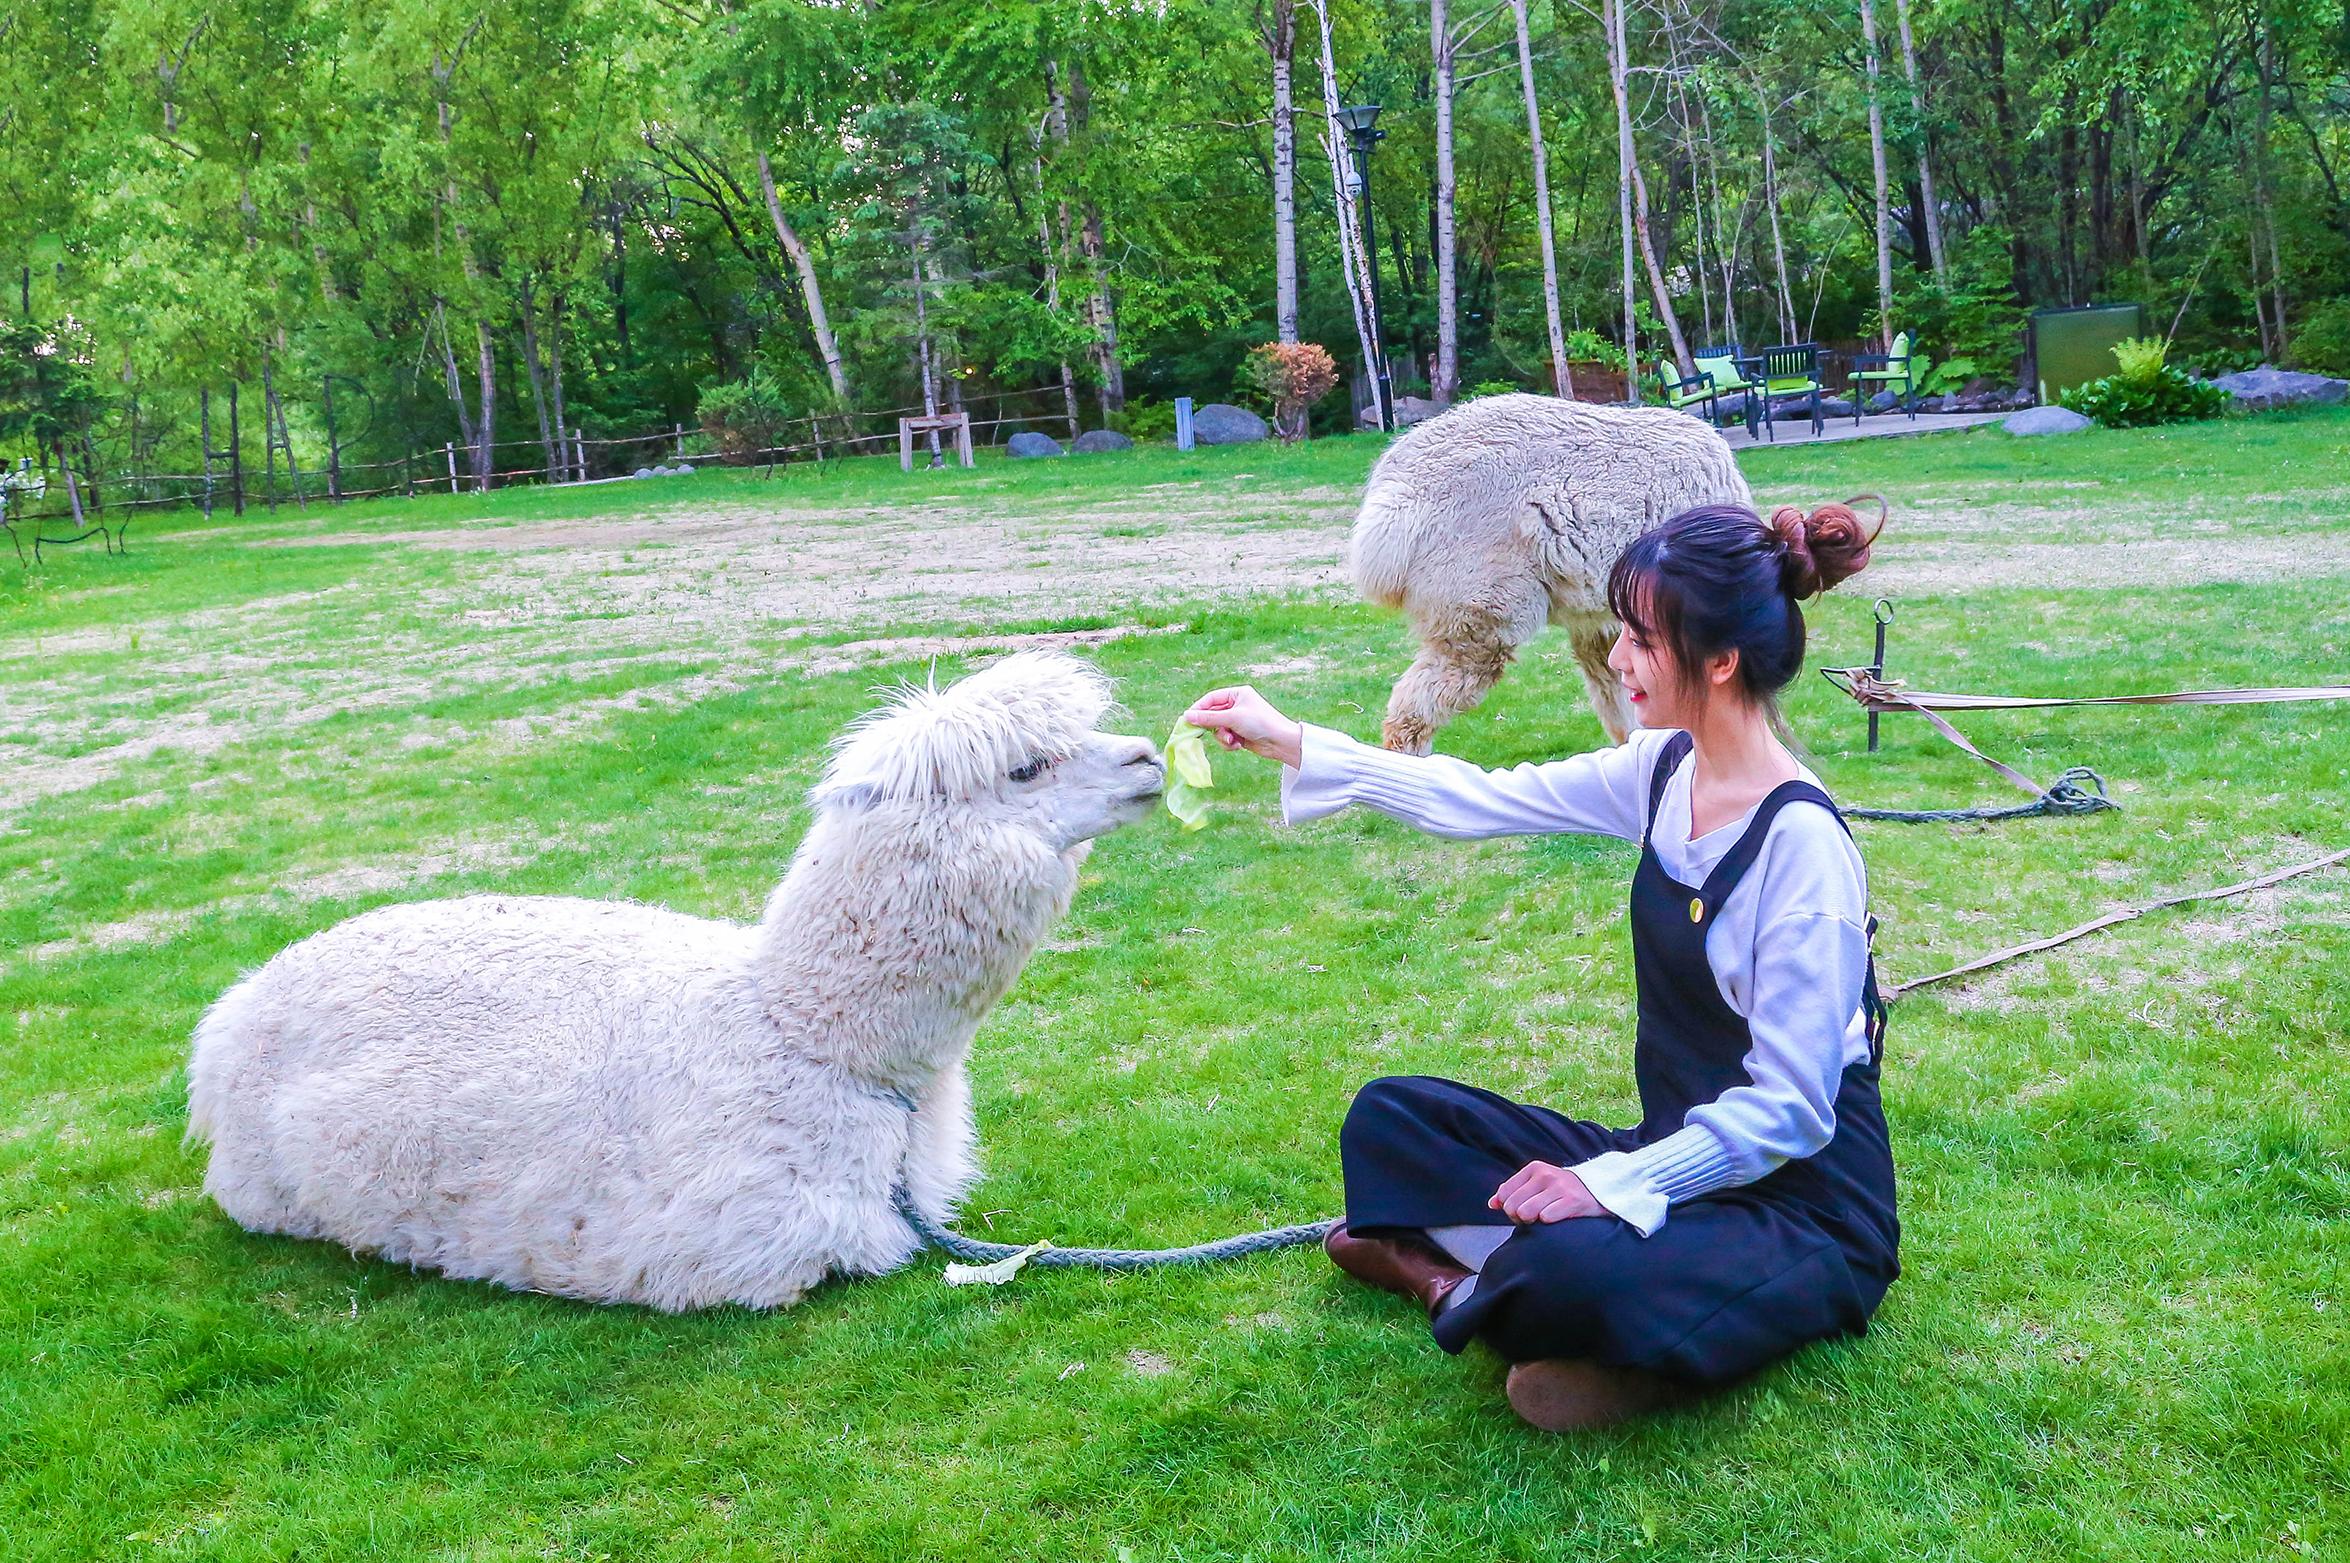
[
  {"left": 1175, "top": 396, "right": 1195, "bottom": 452},
  {"left": 446, "top": 442, "right": 459, "bottom": 494}
]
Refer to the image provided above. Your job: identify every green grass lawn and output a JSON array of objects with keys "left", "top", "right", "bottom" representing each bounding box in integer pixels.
[{"left": 5, "top": 412, "right": 2347, "bottom": 1559}]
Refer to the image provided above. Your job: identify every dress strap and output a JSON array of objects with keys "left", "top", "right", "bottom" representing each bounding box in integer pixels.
[
  {"left": 1644, "top": 732, "right": 1695, "bottom": 838},
  {"left": 1690, "top": 778, "right": 1844, "bottom": 918}
]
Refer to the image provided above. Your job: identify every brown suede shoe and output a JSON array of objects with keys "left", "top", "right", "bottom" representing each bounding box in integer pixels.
[
  {"left": 1323, "top": 1222, "right": 1471, "bottom": 1316},
  {"left": 1504, "top": 1359, "right": 1702, "bottom": 1432}
]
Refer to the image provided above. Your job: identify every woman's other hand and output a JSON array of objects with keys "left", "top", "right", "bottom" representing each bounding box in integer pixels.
[
  {"left": 1490, "top": 1161, "right": 1606, "bottom": 1223},
  {"left": 1184, "top": 685, "right": 1305, "bottom": 768}
]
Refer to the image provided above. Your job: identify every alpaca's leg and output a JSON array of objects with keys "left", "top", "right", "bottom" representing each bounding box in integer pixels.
[
  {"left": 1564, "top": 614, "right": 1635, "bottom": 744},
  {"left": 1382, "top": 583, "right": 1546, "bottom": 755},
  {"left": 899, "top": 1062, "right": 977, "bottom": 1225}
]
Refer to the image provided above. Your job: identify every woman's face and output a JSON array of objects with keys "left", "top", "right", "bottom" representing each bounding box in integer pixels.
[
  {"left": 1608, "top": 619, "right": 1739, "bottom": 730},
  {"left": 1607, "top": 621, "right": 1687, "bottom": 729}
]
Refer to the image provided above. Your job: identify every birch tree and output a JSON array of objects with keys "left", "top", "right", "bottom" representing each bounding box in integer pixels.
[
  {"left": 1259, "top": 0, "right": 1300, "bottom": 343},
  {"left": 1889, "top": 0, "right": 1946, "bottom": 278},
  {"left": 1304, "top": 0, "right": 1387, "bottom": 430},
  {"left": 1509, "top": 0, "right": 1572, "bottom": 397},
  {"left": 1858, "top": 0, "right": 1896, "bottom": 351}
]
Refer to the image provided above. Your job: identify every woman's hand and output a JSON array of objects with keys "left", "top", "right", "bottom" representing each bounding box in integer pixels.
[
  {"left": 1183, "top": 685, "right": 1305, "bottom": 769},
  {"left": 1490, "top": 1161, "right": 1606, "bottom": 1223}
]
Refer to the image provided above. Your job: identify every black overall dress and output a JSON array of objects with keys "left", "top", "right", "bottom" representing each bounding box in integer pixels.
[{"left": 1339, "top": 733, "right": 1900, "bottom": 1386}]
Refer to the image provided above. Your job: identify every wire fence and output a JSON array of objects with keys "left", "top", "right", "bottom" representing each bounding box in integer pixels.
[{"left": 0, "top": 383, "right": 1088, "bottom": 537}]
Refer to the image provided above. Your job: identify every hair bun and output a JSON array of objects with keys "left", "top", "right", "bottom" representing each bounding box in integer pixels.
[{"left": 1769, "top": 497, "right": 1884, "bottom": 597}]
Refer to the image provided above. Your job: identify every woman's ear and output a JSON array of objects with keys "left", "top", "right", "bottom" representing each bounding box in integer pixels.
[{"left": 1707, "top": 648, "right": 1742, "bottom": 689}]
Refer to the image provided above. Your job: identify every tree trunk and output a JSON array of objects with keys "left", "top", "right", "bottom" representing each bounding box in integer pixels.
[
  {"left": 756, "top": 149, "right": 851, "bottom": 403},
  {"left": 434, "top": 300, "right": 480, "bottom": 476},
  {"left": 608, "top": 199, "right": 633, "bottom": 364},
  {"left": 1431, "top": 0, "right": 1459, "bottom": 404},
  {"left": 1031, "top": 126, "right": 1083, "bottom": 436},
  {"left": 1267, "top": 0, "right": 1301, "bottom": 343},
  {"left": 1891, "top": 0, "right": 1947, "bottom": 278},
  {"left": 517, "top": 279, "right": 558, "bottom": 482},
  {"left": 1511, "top": 0, "right": 1572, "bottom": 397},
  {"left": 1759, "top": 82, "right": 1796, "bottom": 343},
  {"left": 2253, "top": 14, "right": 2288, "bottom": 355},
  {"left": 473, "top": 317, "right": 497, "bottom": 490},
  {"left": 548, "top": 292, "right": 572, "bottom": 481},
  {"left": 1859, "top": 0, "right": 1895, "bottom": 350},
  {"left": 1063, "top": 62, "right": 1125, "bottom": 415},
  {"left": 1307, "top": 0, "right": 1387, "bottom": 430},
  {"left": 912, "top": 239, "right": 942, "bottom": 463},
  {"left": 58, "top": 442, "right": 86, "bottom": 528},
  {"left": 1695, "top": 85, "right": 1740, "bottom": 351},
  {"left": 1608, "top": 0, "right": 1643, "bottom": 397}
]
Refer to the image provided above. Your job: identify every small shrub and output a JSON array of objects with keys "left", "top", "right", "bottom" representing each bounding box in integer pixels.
[
  {"left": 2288, "top": 299, "right": 2350, "bottom": 376},
  {"left": 1241, "top": 342, "right": 1340, "bottom": 443},
  {"left": 696, "top": 369, "right": 794, "bottom": 468},
  {"left": 2060, "top": 338, "right": 2230, "bottom": 428},
  {"left": 1109, "top": 398, "right": 1178, "bottom": 441},
  {"left": 1918, "top": 356, "right": 1976, "bottom": 397},
  {"left": 1561, "top": 328, "right": 1627, "bottom": 371},
  {"left": 1460, "top": 379, "right": 1521, "bottom": 402}
]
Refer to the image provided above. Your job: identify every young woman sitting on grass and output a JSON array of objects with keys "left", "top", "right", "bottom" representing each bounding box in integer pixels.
[{"left": 1183, "top": 501, "right": 1896, "bottom": 1432}]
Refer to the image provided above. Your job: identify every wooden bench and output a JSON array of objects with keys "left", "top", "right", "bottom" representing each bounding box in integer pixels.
[{"left": 898, "top": 412, "right": 974, "bottom": 472}]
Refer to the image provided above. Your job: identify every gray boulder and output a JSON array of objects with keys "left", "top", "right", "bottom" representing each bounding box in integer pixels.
[
  {"left": 1392, "top": 395, "right": 1442, "bottom": 427},
  {"left": 1006, "top": 431, "right": 1065, "bottom": 458},
  {"left": 1865, "top": 390, "right": 1901, "bottom": 413},
  {"left": 2211, "top": 365, "right": 2349, "bottom": 411},
  {"left": 2004, "top": 405, "right": 2093, "bottom": 436},
  {"left": 632, "top": 466, "right": 656, "bottom": 479},
  {"left": 673, "top": 462, "right": 696, "bottom": 475},
  {"left": 1071, "top": 429, "right": 1135, "bottom": 454},
  {"left": 1191, "top": 403, "right": 1269, "bottom": 445}
]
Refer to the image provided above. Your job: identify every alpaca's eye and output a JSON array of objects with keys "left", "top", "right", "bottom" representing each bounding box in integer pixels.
[{"left": 1008, "top": 757, "right": 1050, "bottom": 783}]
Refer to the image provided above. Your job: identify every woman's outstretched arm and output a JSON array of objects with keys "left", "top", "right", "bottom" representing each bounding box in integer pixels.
[{"left": 1184, "top": 685, "right": 1662, "bottom": 842}]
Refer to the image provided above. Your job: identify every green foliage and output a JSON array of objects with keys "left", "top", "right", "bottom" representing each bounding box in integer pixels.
[
  {"left": 1460, "top": 379, "right": 1523, "bottom": 402},
  {"left": 1918, "top": 356, "right": 1977, "bottom": 397},
  {"left": 2059, "top": 362, "right": 2231, "bottom": 427},
  {"left": 1108, "top": 398, "right": 1178, "bottom": 441},
  {"left": 696, "top": 368, "right": 796, "bottom": 466},
  {"left": 2288, "top": 299, "right": 2350, "bottom": 375},
  {"left": 2109, "top": 336, "right": 2170, "bottom": 384},
  {"left": 1891, "top": 228, "right": 2029, "bottom": 378},
  {"left": 0, "top": 316, "right": 108, "bottom": 455},
  {"left": 1561, "top": 327, "right": 1628, "bottom": 371}
]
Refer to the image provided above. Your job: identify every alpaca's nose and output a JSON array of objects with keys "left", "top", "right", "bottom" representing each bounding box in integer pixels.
[{"left": 1119, "top": 737, "right": 1164, "bottom": 783}]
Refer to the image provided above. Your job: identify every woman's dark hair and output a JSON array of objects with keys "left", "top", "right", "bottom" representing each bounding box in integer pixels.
[{"left": 1605, "top": 497, "right": 1884, "bottom": 707}]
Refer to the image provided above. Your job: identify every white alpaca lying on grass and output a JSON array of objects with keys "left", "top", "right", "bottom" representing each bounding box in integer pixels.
[
  {"left": 186, "top": 653, "right": 1163, "bottom": 1311},
  {"left": 1350, "top": 393, "right": 1752, "bottom": 752}
]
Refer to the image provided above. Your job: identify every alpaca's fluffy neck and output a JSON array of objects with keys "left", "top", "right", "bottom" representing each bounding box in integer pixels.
[{"left": 747, "top": 805, "right": 1082, "bottom": 1093}]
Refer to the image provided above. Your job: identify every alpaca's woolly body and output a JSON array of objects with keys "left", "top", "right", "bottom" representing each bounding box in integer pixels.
[
  {"left": 1349, "top": 394, "right": 1752, "bottom": 751},
  {"left": 186, "top": 654, "right": 1152, "bottom": 1311}
]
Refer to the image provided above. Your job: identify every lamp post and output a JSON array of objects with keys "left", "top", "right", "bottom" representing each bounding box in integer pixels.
[{"left": 1335, "top": 102, "right": 1393, "bottom": 430}]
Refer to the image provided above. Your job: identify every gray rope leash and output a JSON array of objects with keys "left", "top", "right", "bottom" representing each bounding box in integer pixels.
[
  {"left": 1846, "top": 765, "right": 2119, "bottom": 824},
  {"left": 894, "top": 1186, "right": 1336, "bottom": 1272}
]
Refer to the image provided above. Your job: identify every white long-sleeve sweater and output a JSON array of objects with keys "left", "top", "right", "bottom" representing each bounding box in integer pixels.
[{"left": 1280, "top": 723, "right": 1874, "bottom": 1237}]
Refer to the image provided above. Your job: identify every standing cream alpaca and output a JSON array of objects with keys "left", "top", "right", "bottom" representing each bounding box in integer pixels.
[
  {"left": 185, "top": 653, "right": 1162, "bottom": 1311},
  {"left": 1349, "top": 393, "right": 1752, "bottom": 752}
]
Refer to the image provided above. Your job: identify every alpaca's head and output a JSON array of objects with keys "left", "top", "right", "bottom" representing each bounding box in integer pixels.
[{"left": 814, "top": 652, "right": 1163, "bottom": 851}]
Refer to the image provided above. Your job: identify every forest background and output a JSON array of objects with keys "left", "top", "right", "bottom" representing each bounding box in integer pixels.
[{"left": 2, "top": 0, "right": 2345, "bottom": 491}]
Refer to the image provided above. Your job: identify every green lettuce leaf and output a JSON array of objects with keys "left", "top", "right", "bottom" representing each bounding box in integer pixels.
[{"left": 1163, "top": 720, "right": 1216, "bottom": 830}]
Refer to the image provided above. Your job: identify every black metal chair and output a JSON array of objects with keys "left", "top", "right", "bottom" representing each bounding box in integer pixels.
[{"left": 1736, "top": 344, "right": 1825, "bottom": 440}]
